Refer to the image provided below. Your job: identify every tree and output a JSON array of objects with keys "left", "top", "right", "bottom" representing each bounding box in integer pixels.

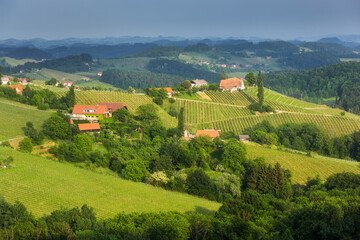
[
  {"left": 42, "top": 112, "right": 71, "bottom": 140},
  {"left": 220, "top": 70, "right": 227, "bottom": 80},
  {"left": 257, "top": 71, "right": 264, "bottom": 106},
  {"left": 67, "top": 85, "right": 75, "bottom": 108},
  {"left": 136, "top": 104, "right": 159, "bottom": 122},
  {"left": 186, "top": 168, "right": 214, "bottom": 198},
  {"left": 245, "top": 71, "right": 257, "bottom": 85},
  {"left": 73, "top": 134, "right": 93, "bottom": 151},
  {"left": 122, "top": 160, "right": 147, "bottom": 182},
  {"left": 183, "top": 80, "right": 192, "bottom": 90},
  {"left": 177, "top": 107, "right": 185, "bottom": 136},
  {"left": 45, "top": 78, "right": 58, "bottom": 86},
  {"left": 19, "top": 138, "right": 33, "bottom": 153},
  {"left": 112, "top": 108, "right": 133, "bottom": 123},
  {"left": 222, "top": 139, "right": 247, "bottom": 171},
  {"left": 128, "top": 86, "right": 135, "bottom": 94}
]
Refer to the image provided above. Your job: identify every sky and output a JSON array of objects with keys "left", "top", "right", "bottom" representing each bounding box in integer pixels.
[{"left": 1, "top": 0, "right": 360, "bottom": 41}]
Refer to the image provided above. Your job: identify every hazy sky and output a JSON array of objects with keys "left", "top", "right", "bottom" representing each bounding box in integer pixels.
[{"left": 1, "top": 0, "right": 359, "bottom": 40}]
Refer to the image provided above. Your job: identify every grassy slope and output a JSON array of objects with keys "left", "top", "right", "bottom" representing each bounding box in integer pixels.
[
  {"left": 0, "top": 148, "right": 221, "bottom": 218},
  {"left": 0, "top": 57, "right": 38, "bottom": 66},
  {"left": 0, "top": 99, "right": 52, "bottom": 141},
  {"left": 246, "top": 143, "right": 360, "bottom": 184}
]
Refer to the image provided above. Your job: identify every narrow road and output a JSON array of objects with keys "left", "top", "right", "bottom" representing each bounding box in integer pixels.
[{"left": 0, "top": 136, "right": 26, "bottom": 144}]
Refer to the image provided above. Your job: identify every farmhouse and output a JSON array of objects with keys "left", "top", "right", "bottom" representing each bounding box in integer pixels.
[
  {"left": 190, "top": 79, "right": 208, "bottom": 87},
  {"left": 156, "top": 87, "right": 174, "bottom": 97},
  {"left": 63, "top": 81, "right": 73, "bottom": 88},
  {"left": 18, "top": 78, "right": 28, "bottom": 85},
  {"left": 8, "top": 85, "right": 23, "bottom": 95},
  {"left": 220, "top": 77, "right": 245, "bottom": 92},
  {"left": 97, "top": 72, "right": 103, "bottom": 77},
  {"left": 195, "top": 129, "right": 221, "bottom": 139},
  {"left": 1, "top": 76, "right": 10, "bottom": 85},
  {"left": 238, "top": 135, "right": 250, "bottom": 143},
  {"left": 78, "top": 123, "right": 100, "bottom": 133},
  {"left": 98, "top": 102, "right": 128, "bottom": 113},
  {"left": 72, "top": 105, "right": 110, "bottom": 121}
]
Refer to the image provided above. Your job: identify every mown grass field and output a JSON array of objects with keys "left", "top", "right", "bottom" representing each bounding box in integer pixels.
[
  {"left": 246, "top": 143, "right": 360, "bottom": 184},
  {"left": 25, "top": 68, "right": 89, "bottom": 82},
  {"left": 0, "top": 99, "right": 52, "bottom": 141},
  {"left": 0, "top": 57, "right": 38, "bottom": 66},
  {"left": 0, "top": 148, "right": 221, "bottom": 218}
]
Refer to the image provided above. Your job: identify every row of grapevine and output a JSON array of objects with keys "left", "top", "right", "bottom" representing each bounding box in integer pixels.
[
  {"left": 176, "top": 99, "right": 253, "bottom": 124},
  {"left": 197, "top": 112, "right": 360, "bottom": 138},
  {"left": 205, "top": 91, "right": 252, "bottom": 106}
]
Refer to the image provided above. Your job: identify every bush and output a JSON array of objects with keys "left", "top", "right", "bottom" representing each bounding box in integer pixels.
[
  {"left": 248, "top": 103, "right": 274, "bottom": 113},
  {"left": 38, "top": 103, "right": 50, "bottom": 110},
  {"left": 122, "top": 160, "right": 147, "bottom": 182},
  {"left": 169, "top": 98, "right": 175, "bottom": 104},
  {"left": 19, "top": 138, "right": 33, "bottom": 153},
  {"left": 186, "top": 168, "right": 214, "bottom": 198},
  {"left": 153, "top": 97, "right": 163, "bottom": 106},
  {"left": 0, "top": 141, "right": 13, "bottom": 148}
]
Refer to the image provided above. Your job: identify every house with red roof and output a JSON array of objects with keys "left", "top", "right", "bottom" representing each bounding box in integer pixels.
[
  {"left": 195, "top": 129, "right": 221, "bottom": 140},
  {"left": 18, "top": 78, "right": 28, "bottom": 85},
  {"left": 72, "top": 105, "right": 110, "bottom": 121},
  {"left": 219, "top": 77, "right": 245, "bottom": 92},
  {"left": 78, "top": 123, "right": 100, "bottom": 133},
  {"left": 156, "top": 87, "right": 174, "bottom": 97},
  {"left": 1, "top": 76, "right": 10, "bottom": 85},
  {"left": 97, "top": 72, "right": 103, "bottom": 77},
  {"left": 8, "top": 85, "right": 23, "bottom": 95},
  {"left": 63, "top": 81, "right": 73, "bottom": 88},
  {"left": 98, "top": 102, "right": 128, "bottom": 114}
]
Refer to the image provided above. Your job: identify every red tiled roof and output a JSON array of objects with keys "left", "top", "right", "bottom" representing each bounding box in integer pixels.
[
  {"left": 196, "top": 130, "right": 220, "bottom": 139},
  {"left": 8, "top": 85, "right": 23, "bottom": 93},
  {"left": 98, "top": 102, "right": 127, "bottom": 113},
  {"left": 220, "top": 77, "right": 244, "bottom": 90},
  {"left": 64, "top": 81, "right": 73, "bottom": 84},
  {"left": 72, "top": 105, "right": 107, "bottom": 114},
  {"left": 78, "top": 123, "right": 100, "bottom": 131},
  {"left": 156, "top": 87, "right": 173, "bottom": 94}
]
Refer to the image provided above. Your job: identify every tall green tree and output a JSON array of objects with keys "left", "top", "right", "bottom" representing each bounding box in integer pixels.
[
  {"left": 257, "top": 71, "right": 264, "bottom": 106},
  {"left": 220, "top": 70, "right": 227, "bottom": 80},
  {"left": 67, "top": 85, "right": 75, "bottom": 108},
  {"left": 178, "top": 107, "right": 185, "bottom": 136},
  {"left": 245, "top": 71, "right": 257, "bottom": 85}
]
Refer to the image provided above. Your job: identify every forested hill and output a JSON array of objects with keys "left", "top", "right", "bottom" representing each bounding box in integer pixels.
[
  {"left": 2, "top": 54, "right": 93, "bottom": 74},
  {"left": 264, "top": 61, "right": 360, "bottom": 113}
]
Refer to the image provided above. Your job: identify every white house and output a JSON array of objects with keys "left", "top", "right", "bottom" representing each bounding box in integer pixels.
[{"left": 190, "top": 79, "right": 208, "bottom": 87}]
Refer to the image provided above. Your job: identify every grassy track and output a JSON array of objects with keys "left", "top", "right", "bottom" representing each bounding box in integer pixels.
[
  {"left": 0, "top": 99, "right": 52, "bottom": 141},
  {"left": 246, "top": 143, "right": 360, "bottom": 184},
  {"left": 0, "top": 148, "right": 221, "bottom": 218}
]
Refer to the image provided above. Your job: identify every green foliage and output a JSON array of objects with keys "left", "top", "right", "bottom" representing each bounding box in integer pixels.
[
  {"left": 182, "top": 80, "right": 192, "bottom": 90},
  {"left": 245, "top": 71, "right": 257, "bottom": 85},
  {"left": 222, "top": 139, "right": 247, "bottom": 171},
  {"left": 0, "top": 141, "right": 12, "bottom": 148},
  {"left": 136, "top": 104, "right": 159, "bottom": 122},
  {"left": 45, "top": 78, "right": 58, "bottom": 86},
  {"left": 73, "top": 134, "right": 93, "bottom": 151},
  {"left": 186, "top": 168, "right": 215, "bottom": 199},
  {"left": 153, "top": 96, "right": 163, "bottom": 106},
  {"left": 42, "top": 112, "right": 71, "bottom": 140},
  {"left": 122, "top": 160, "right": 147, "bottom": 182},
  {"left": 18, "top": 138, "right": 33, "bottom": 153},
  {"left": 112, "top": 108, "right": 133, "bottom": 123},
  {"left": 177, "top": 107, "right": 185, "bottom": 136},
  {"left": 257, "top": 71, "right": 264, "bottom": 106},
  {"left": 67, "top": 85, "right": 75, "bottom": 108},
  {"left": 220, "top": 70, "right": 227, "bottom": 80}
]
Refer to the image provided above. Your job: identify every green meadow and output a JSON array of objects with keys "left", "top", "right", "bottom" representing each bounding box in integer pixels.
[
  {"left": 0, "top": 99, "right": 52, "bottom": 141},
  {"left": 0, "top": 148, "right": 221, "bottom": 218}
]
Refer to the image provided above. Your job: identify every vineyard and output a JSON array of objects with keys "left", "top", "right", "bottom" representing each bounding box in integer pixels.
[
  {"left": 26, "top": 68, "right": 89, "bottom": 82},
  {"left": 176, "top": 99, "right": 252, "bottom": 124},
  {"left": 197, "top": 112, "right": 360, "bottom": 138}
]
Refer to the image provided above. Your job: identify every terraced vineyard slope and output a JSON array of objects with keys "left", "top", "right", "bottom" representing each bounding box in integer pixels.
[{"left": 0, "top": 148, "right": 221, "bottom": 218}]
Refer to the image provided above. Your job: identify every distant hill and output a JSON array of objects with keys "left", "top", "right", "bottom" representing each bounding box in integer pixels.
[
  {"left": 0, "top": 47, "right": 53, "bottom": 60},
  {"left": 264, "top": 61, "right": 360, "bottom": 113},
  {"left": 317, "top": 37, "right": 360, "bottom": 48}
]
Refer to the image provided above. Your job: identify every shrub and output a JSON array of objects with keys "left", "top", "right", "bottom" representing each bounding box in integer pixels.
[
  {"left": 153, "top": 97, "right": 163, "bottom": 106},
  {"left": 122, "top": 160, "right": 147, "bottom": 182},
  {"left": 38, "top": 103, "right": 50, "bottom": 110},
  {"left": 0, "top": 141, "right": 13, "bottom": 148},
  {"left": 19, "top": 138, "right": 33, "bottom": 153},
  {"left": 169, "top": 98, "right": 175, "bottom": 104}
]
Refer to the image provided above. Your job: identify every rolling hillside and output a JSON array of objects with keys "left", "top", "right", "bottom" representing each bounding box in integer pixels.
[
  {"left": 0, "top": 99, "right": 52, "bottom": 141},
  {"left": 175, "top": 87, "right": 360, "bottom": 137},
  {"left": 246, "top": 143, "right": 360, "bottom": 184},
  {"left": 0, "top": 148, "right": 221, "bottom": 218}
]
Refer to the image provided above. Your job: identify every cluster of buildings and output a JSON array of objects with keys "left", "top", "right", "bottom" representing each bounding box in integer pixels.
[{"left": 71, "top": 102, "right": 128, "bottom": 133}]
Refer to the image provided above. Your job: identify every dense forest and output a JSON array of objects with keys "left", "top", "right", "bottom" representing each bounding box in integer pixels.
[
  {"left": 100, "top": 69, "right": 185, "bottom": 88},
  {"left": 264, "top": 61, "right": 360, "bottom": 113},
  {"left": 146, "top": 59, "right": 221, "bottom": 83},
  {"left": 2, "top": 54, "right": 93, "bottom": 74}
]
